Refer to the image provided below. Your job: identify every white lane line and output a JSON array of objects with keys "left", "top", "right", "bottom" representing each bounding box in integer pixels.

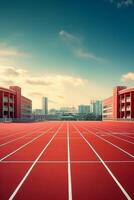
[
  {"left": 94, "top": 127, "right": 134, "bottom": 145},
  {"left": 121, "top": 134, "right": 134, "bottom": 140},
  {"left": 1, "top": 160, "right": 134, "bottom": 164},
  {"left": 107, "top": 133, "right": 134, "bottom": 135},
  {"left": 78, "top": 125, "right": 134, "bottom": 159},
  {"left": 100, "top": 132, "right": 134, "bottom": 140},
  {"left": 0, "top": 122, "right": 50, "bottom": 140},
  {"left": 0, "top": 125, "right": 56, "bottom": 162},
  {"left": 108, "top": 134, "right": 134, "bottom": 145},
  {"left": 0, "top": 127, "right": 38, "bottom": 140},
  {"left": 0, "top": 130, "right": 28, "bottom": 140},
  {"left": 0, "top": 129, "right": 42, "bottom": 147},
  {"left": 8, "top": 123, "right": 63, "bottom": 200},
  {"left": 73, "top": 124, "right": 132, "bottom": 200},
  {"left": 67, "top": 122, "right": 73, "bottom": 200}
]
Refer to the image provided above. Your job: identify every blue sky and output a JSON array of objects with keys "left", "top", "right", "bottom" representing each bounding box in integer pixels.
[{"left": 0, "top": 0, "right": 134, "bottom": 108}]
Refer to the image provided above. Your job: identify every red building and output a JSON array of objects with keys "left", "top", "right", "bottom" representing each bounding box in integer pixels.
[
  {"left": 103, "top": 86, "right": 134, "bottom": 120},
  {"left": 0, "top": 86, "right": 32, "bottom": 119}
]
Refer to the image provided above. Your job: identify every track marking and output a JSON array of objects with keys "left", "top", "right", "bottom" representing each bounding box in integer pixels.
[
  {"left": 0, "top": 127, "right": 37, "bottom": 140},
  {"left": 67, "top": 122, "right": 73, "bottom": 200},
  {"left": 0, "top": 122, "right": 51, "bottom": 140},
  {"left": 98, "top": 132, "right": 134, "bottom": 141},
  {"left": 8, "top": 123, "right": 63, "bottom": 200},
  {"left": 73, "top": 123, "right": 132, "bottom": 200},
  {"left": 0, "top": 129, "right": 27, "bottom": 139},
  {"left": 77, "top": 125, "right": 134, "bottom": 159},
  {"left": 108, "top": 133, "right": 134, "bottom": 135},
  {"left": 0, "top": 125, "right": 57, "bottom": 162},
  {"left": 1, "top": 160, "right": 134, "bottom": 163},
  {"left": 121, "top": 134, "right": 134, "bottom": 140},
  {"left": 0, "top": 129, "right": 43, "bottom": 147},
  {"left": 107, "top": 134, "right": 134, "bottom": 145},
  {"left": 93, "top": 127, "right": 134, "bottom": 145}
]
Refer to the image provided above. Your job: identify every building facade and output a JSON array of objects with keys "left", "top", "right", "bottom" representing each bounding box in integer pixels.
[
  {"left": 21, "top": 96, "right": 32, "bottom": 119},
  {"left": 33, "top": 109, "right": 43, "bottom": 115},
  {"left": 78, "top": 105, "right": 90, "bottom": 114},
  {"left": 0, "top": 86, "right": 32, "bottom": 119},
  {"left": 59, "top": 107, "right": 77, "bottom": 114},
  {"left": 103, "top": 86, "right": 134, "bottom": 120},
  {"left": 90, "top": 100, "right": 102, "bottom": 116}
]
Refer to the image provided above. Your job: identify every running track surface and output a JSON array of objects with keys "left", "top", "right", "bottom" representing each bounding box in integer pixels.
[{"left": 0, "top": 121, "right": 134, "bottom": 200}]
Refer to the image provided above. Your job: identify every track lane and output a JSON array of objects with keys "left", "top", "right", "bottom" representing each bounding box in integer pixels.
[
  {"left": 0, "top": 123, "right": 48, "bottom": 141},
  {"left": 75, "top": 123, "right": 134, "bottom": 160},
  {"left": 0, "top": 163, "right": 31, "bottom": 200},
  {"left": 69, "top": 123, "right": 99, "bottom": 161},
  {"left": 0, "top": 123, "right": 62, "bottom": 200},
  {"left": 0, "top": 123, "right": 59, "bottom": 161},
  {"left": 39, "top": 123, "right": 67, "bottom": 161},
  {"left": 94, "top": 124, "right": 134, "bottom": 142},
  {"left": 7, "top": 122, "right": 64, "bottom": 200},
  {"left": 0, "top": 121, "right": 134, "bottom": 200},
  {"left": 84, "top": 125, "right": 134, "bottom": 155},
  {"left": 88, "top": 124, "right": 134, "bottom": 146},
  {"left": 8, "top": 122, "right": 69, "bottom": 200},
  {"left": 72, "top": 122, "right": 133, "bottom": 200},
  {"left": 0, "top": 122, "right": 51, "bottom": 144}
]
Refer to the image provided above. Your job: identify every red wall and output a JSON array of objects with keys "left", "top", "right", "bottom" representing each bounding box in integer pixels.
[
  {"left": 0, "top": 91, "right": 3, "bottom": 118},
  {"left": 131, "top": 92, "right": 134, "bottom": 118},
  {"left": 9, "top": 86, "right": 21, "bottom": 118},
  {"left": 113, "top": 86, "right": 126, "bottom": 119}
]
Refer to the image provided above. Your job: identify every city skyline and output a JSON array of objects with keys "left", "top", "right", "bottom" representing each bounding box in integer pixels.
[{"left": 0, "top": 0, "right": 134, "bottom": 109}]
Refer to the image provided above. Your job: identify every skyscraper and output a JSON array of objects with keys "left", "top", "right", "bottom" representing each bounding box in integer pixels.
[
  {"left": 90, "top": 100, "right": 102, "bottom": 116},
  {"left": 78, "top": 105, "right": 90, "bottom": 114},
  {"left": 42, "top": 97, "right": 48, "bottom": 115}
]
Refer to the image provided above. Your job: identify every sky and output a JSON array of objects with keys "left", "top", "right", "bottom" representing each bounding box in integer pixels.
[{"left": 0, "top": 0, "right": 134, "bottom": 109}]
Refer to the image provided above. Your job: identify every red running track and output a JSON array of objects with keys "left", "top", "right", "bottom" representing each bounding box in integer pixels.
[{"left": 0, "top": 121, "right": 134, "bottom": 200}]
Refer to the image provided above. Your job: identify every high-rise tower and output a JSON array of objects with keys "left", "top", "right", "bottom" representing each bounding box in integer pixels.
[{"left": 42, "top": 97, "right": 48, "bottom": 115}]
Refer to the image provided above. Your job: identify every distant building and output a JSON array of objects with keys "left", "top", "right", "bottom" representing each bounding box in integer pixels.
[
  {"left": 49, "top": 108, "right": 57, "bottom": 115},
  {"left": 103, "top": 86, "right": 134, "bottom": 120},
  {"left": 0, "top": 86, "right": 32, "bottom": 119},
  {"left": 21, "top": 96, "right": 32, "bottom": 119},
  {"left": 90, "top": 100, "right": 102, "bottom": 116},
  {"left": 32, "top": 109, "right": 45, "bottom": 121},
  {"left": 59, "top": 106, "right": 77, "bottom": 114},
  {"left": 32, "top": 109, "right": 43, "bottom": 115},
  {"left": 78, "top": 105, "right": 90, "bottom": 114},
  {"left": 42, "top": 97, "right": 48, "bottom": 115}
]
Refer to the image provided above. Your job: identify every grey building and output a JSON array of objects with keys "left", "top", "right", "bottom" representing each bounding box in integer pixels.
[
  {"left": 42, "top": 97, "right": 48, "bottom": 115},
  {"left": 90, "top": 100, "right": 102, "bottom": 116},
  {"left": 78, "top": 105, "right": 90, "bottom": 114}
]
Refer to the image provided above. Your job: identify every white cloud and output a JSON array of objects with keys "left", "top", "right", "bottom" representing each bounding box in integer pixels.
[
  {"left": 0, "top": 66, "right": 27, "bottom": 77},
  {"left": 117, "top": 0, "right": 133, "bottom": 8},
  {"left": 74, "top": 48, "right": 102, "bottom": 61},
  {"left": 59, "top": 29, "right": 102, "bottom": 62},
  {"left": 26, "top": 79, "right": 52, "bottom": 86},
  {"left": 0, "top": 59, "right": 15, "bottom": 66},
  {"left": 59, "top": 30, "right": 79, "bottom": 43},
  {"left": 0, "top": 43, "right": 30, "bottom": 57},
  {"left": 29, "top": 92, "right": 44, "bottom": 97},
  {"left": 0, "top": 49, "right": 28, "bottom": 57},
  {"left": 110, "top": 0, "right": 133, "bottom": 8},
  {"left": 0, "top": 65, "right": 107, "bottom": 109},
  {"left": 3, "top": 66, "right": 27, "bottom": 77},
  {"left": 121, "top": 72, "right": 134, "bottom": 81}
]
